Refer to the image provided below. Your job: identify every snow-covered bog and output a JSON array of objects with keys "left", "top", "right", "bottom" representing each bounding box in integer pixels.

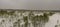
[{"left": 0, "top": 10, "right": 60, "bottom": 27}]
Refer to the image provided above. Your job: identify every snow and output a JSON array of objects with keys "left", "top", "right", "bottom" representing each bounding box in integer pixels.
[{"left": 0, "top": 11, "right": 60, "bottom": 27}]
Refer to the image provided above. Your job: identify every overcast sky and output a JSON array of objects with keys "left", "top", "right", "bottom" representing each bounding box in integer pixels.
[{"left": 0, "top": 0, "right": 60, "bottom": 10}]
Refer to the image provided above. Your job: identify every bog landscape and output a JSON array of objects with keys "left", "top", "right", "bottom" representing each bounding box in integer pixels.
[{"left": 0, "top": 9, "right": 60, "bottom": 27}]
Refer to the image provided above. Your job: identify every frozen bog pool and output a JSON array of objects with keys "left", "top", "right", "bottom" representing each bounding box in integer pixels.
[{"left": 0, "top": 10, "right": 60, "bottom": 27}]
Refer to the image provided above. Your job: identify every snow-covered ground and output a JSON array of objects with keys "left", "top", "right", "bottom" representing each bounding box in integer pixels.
[
  {"left": 45, "top": 13, "right": 60, "bottom": 27},
  {"left": 0, "top": 11, "right": 60, "bottom": 27}
]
